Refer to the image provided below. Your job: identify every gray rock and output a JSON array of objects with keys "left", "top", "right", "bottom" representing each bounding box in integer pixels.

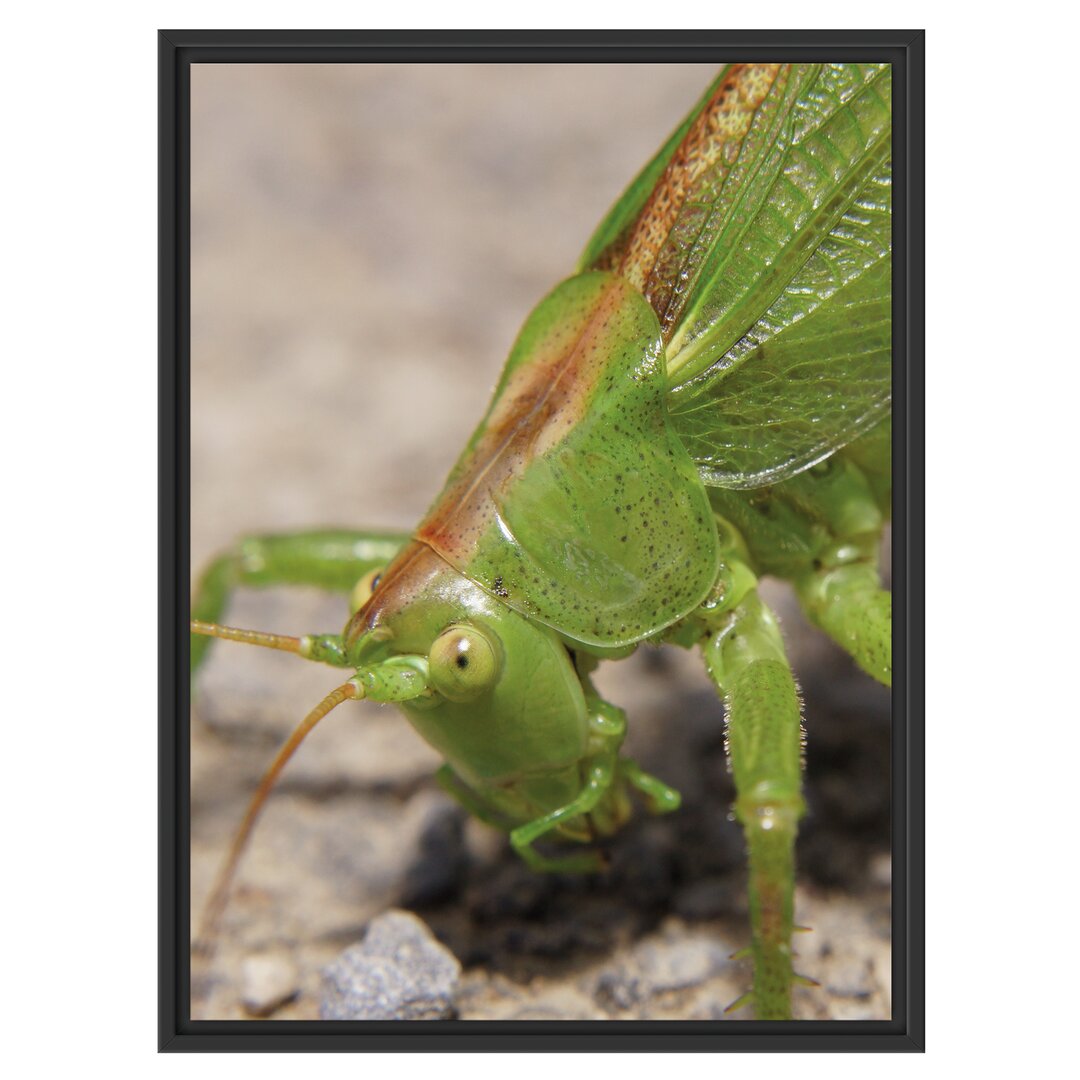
[
  {"left": 240, "top": 951, "right": 300, "bottom": 1017},
  {"left": 634, "top": 933, "right": 729, "bottom": 994},
  {"left": 319, "top": 909, "right": 462, "bottom": 1020},
  {"left": 823, "top": 955, "right": 875, "bottom": 1000},
  {"left": 593, "top": 969, "right": 644, "bottom": 1012}
]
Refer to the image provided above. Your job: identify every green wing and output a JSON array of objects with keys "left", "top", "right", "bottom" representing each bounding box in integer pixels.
[{"left": 581, "top": 63, "right": 892, "bottom": 489}]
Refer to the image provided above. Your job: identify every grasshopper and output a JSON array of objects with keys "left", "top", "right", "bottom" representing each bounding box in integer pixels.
[{"left": 191, "top": 62, "right": 892, "bottom": 1020}]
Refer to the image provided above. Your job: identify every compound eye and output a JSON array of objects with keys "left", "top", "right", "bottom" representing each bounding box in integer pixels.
[
  {"left": 350, "top": 567, "right": 383, "bottom": 614},
  {"left": 428, "top": 625, "right": 500, "bottom": 702}
]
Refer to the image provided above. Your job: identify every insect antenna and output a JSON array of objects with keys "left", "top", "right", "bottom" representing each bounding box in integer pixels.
[
  {"left": 191, "top": 618, "right": 305, "bottom": 655},
  {"left": 193, "top": 679, "right": 363, "bottom": 958}
]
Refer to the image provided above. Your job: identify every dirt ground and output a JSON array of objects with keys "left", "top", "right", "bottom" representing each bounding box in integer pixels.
[{"left": 189, "top": 63, "right": 892, "bottom": 1022}]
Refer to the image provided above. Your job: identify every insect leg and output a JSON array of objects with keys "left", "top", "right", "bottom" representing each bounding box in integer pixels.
[
  {"left": 617, "top": 758, "right": 681, "bottom": 815},
  {"left": 700, "top": 588, "right": 806, "bottom": 1021},
  {"left": 508, "top": 703, "right": 624, "bottom": 873},
  {"left": 508, "top": 753, "right": 616, "bottom": 874},
  {"left": 435, "top": 765, "right": 514, "bottom": 832},
  {"left": 191, "top": 528, "right": 409, "bottom": 673},
  {"left": 796, "top": 548, "right": 891, "bottom": 686}
]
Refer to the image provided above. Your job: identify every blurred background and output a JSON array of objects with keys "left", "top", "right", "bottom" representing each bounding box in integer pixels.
[{"left": 190, "top": 63, "right": 891, "bottom": 1021}]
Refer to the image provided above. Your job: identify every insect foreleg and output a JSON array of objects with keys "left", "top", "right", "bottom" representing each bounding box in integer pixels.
[
  {"left": 508, "top": 755, "right": 616, "bottom": 874},
  {"left": 191, "top": 528, "right": 409, "bottom": 673},
  {"left": 795, "top": 542, "right": 892, "bottom": 687},
  {"left": 700, "top": 588, "right": 806, "bottom": 1021},
  {"left": 435, "top": 765, "right": 515, "bottom": 832},
  {"left": 617, "top": 758, "right": 681, "bottom": 816},
  {"left": 505, "top": 697, "right": 640, "bottom": 874}
]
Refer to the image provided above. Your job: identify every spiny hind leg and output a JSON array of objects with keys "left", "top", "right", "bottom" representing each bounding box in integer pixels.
[
  {"left": 192, "top": 528, "right": 408, "bottom": 673},
  {"left": 796, "top": 543, "right": 891, "bottom": 686},
  {"left": 700, "top": 587, "right": 806, "bottom": 1021}
]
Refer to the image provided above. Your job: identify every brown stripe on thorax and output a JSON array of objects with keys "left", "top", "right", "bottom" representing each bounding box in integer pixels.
[
  {"left": 614, "top": 64, "right": 783, "bottom": 298},
  {"left": 417, "top": 276, "right": 633, "bottom": 562},
  {"left": 343, "top": 539, "right": 432, "bottom": 646}
]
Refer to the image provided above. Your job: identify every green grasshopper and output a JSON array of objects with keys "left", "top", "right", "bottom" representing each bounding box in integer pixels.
[{"left": 191, "top": 62, "right": 892, "bottom": 1021}]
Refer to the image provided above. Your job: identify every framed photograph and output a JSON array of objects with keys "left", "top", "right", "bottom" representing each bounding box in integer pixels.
[{"left": 161, "top": 29, "right": 924, "bottom": 1051}]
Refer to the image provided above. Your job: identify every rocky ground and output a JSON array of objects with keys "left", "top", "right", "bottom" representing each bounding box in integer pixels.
[
  {"left": 189, "top": 63, "right": 893, "bottom": 1022},
  {"left": 190, "top": 581, "right": 892, "bottom": 1022}
]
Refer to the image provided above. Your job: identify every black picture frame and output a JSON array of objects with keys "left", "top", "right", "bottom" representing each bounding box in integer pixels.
[{"left": 160, "top": 28, "right": 924, "bottom": 1052}]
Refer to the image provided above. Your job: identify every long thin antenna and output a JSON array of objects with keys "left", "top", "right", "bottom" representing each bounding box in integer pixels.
[
  {"left": 194, "top": 679, "right": 363, "bottom": 956},
  {"left": 191, "top": 619, "right": 304, "bottom": 655}
]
